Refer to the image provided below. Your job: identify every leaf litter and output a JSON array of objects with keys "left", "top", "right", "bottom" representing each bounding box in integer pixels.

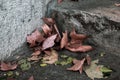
[{"left": 0, "top": 17, "right": 113, "bottom": 80}]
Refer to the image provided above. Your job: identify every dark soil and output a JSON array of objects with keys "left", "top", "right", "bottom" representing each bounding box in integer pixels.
[{"left": 0, "top": 44, "right": 120, "bottom": 80}]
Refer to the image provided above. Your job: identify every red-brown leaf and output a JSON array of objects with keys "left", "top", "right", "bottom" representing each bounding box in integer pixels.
[
  {"left": 70, "top": 28, "right": 87, "bottom": 41},
  {"left": 31, "top": 51, "right": 41, "bottom": 56},
  {"left": 28, "top": 76, "right": 34, "bottom": 80},
  {"left": 67, "top": 58, "right": 85, "bottom": 74},
  {"left": 66, "top": 45, "right": 93, "bottom": 52},
  {"left": 0, "top": 62, "right": 17, "bottom": 71},
  {"left": 115, "top": 3, "right": 120, "bottom": 7},
  {"left": 60, "top": 31, "right": 68, "bottom": 49},
  {"left": 42, "top": 18, "right": 55, "bottom": 25},
  {"left": 42, "top": 34, "right": 57, "bottom": 50},
  {"left": 42, "top": 24, "right": 52, "bottom": 35},
  {"left": 27, "top": 29, "right": 45, "bottom": 47},
  {"left": 58, "top": 0, "right": 63, "bottom": 4}
]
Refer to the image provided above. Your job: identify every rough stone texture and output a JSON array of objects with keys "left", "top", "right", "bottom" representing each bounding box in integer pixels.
[
  {"left": 0, "top": 0, "right": 50, "bottom": 60},
  {"left": 50, "top": 0, "right": 120, "bottom": 56}
]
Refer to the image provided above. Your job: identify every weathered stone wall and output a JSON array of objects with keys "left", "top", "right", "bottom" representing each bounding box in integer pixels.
[{"left": 0, "top": 0, "right": 50, "bottom": 60}]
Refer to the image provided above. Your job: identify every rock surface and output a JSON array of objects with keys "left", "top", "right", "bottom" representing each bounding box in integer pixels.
[{"left": 0, "top": 0, "right": 51, "bottom": 60}]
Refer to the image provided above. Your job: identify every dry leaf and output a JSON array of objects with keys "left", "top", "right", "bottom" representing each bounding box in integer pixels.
[
  {"left": 58, "top": 0, "right": 63, "bottom": 4},
  {"left": 60, "top": 31, "right": 68, "bottom": 49},
  {"left": 42, "top": 24, "right": 52, "bottom": 35},
  {"left": 42, "top": 18, "right": 55, "bottom": 25},
  {"left": 27, "top": 56, "right": 41, "bottom": 61},
  {"left": 115, "top": 3, "right": 120, "bottom": 7},
  {"left": 31, "top": 51, "right": 41, "bottom": 56},
  {"left": 84, "top": 60, "right": 103, "bottom": 80},
  {"left": 42, "top": 34, "right": 57, "bottom": 50},
  {"left": 43, "top": 49, "right": 58, "bottom": 64},
  {"left": 70, "top": 28, "right": 87, "bottom": 41},
  {"left": 28, "top": 76, "right": 34, "bottom": 80},
  {"left": 66, "top": 45, "right": 93, "bottom": 52},
  {"left": 44, "top": 50, "right": 51, "bottom": 56},
  {"left": 53, "top": 24, "right": 61, "bottom": 42},
  {"left": 0, "top": 62, "right": 17, "bottom": 71},
  {"left": 67, "top": 58, "right": 85, "bottom": 74},
  {"left": 27, "top": 29, "right": 45, "bottom": 47}
]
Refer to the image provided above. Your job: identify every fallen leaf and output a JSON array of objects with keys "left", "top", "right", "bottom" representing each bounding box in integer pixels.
[
  {"left": 66, "top": 45, "right": 93, "bottom": 52},
  {"left": 53, "top": 24, "right": 61, "bottom": 42},
  {"left": 44, "top": 50, "right": 51, "bottom": 56},
  {"left": 27, "top": 29, "right": 45, "bottom": 47},
  {"left": 42, "top": 18, "right": 55, "bottom": 25},
  {"left": 7, "top": 78, "right": 16, "bottom": 80},
  {"left": 28, "top": 76, "right": 34, "bottom": 80},
  {"left": 115, "top": 3, "right": 120, "bottom": 7},
  {"left": 86, "top": 54, "right": 91, "bottom": 65},
  {"left": 42, "top": 24, "right": 52, "bottom": 35},
  {"left": 40, "top": 63, "right": 47, "bottom": 67},
  {"left": 0, "top": 62, "right": 17, "bottom": 71},
  {"left": 31, "top": 51, "right": 41, "bottom": 56},
  {"left": 60, "top": 31, "right": 68, "bottom": 49},
  {"left": 42, "top": 34, "right": 57, "bottom": 50},
  {"left": 100, "top": 66, "right": 112, "bottom": 73},
  {"left": 28, "top": 56, "right": 41, "bottom": 61},
  {"left": 58, "top": 0, "right": 63, "bottom": 4},
  {"left": 70, "top": 28, "right": 87, "bottom": 41},
  {"left": 43, "top": 49, "right": 58, "bottom": 64},
  {"left": 84, "top": 60, "right": 103, "bottom": 80},
  {"left": 67, "top": 58, "right": 85, "bottom": 74}
]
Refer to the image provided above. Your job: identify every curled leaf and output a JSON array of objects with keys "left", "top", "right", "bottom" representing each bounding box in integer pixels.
[
  {"left": 27, "top": 29, "right": 45, "bottom": 47},
  {"left": 66, "top": 45, "right": 93, "bottom": 52},
  {"left": 42, "top": 34, "right": 57, "bottom": 50},
  {"left": 60, "top": 31, "right": 68, "bottom": 49},
  {"left": 67, "top": 58, "right": 86, "bottom": 74},
  {"left": 42, "top": 24, "right": 52, "bottom": 35},
  {"left": 42, "top": 18, "right": 55, "bottom": 25},
  {"left": 115, "top": 3, "right": 120, "bottom": 7},
  {"left": 0, "top": 62, "right": 17, "bottom": 71}
]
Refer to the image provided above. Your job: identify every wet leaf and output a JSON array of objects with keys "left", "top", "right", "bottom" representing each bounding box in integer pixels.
[
  {"left": 42, "top": 18, "right": 55, "bottom": 25},
  {"left": 42, "top": 34, "right": 57, "bottom": 50},
  {"left": 27, "top": 29, "right": 45, "bottom": 47},
  {"left": 28, "top": 76, "right": 34, "bottom": 80},
  {"left": 67, "top": 58, "right": 86, "bottom": 74},
  {"left": 100, "top": 67, "right": 112, "bottom": 73},
  {"left": 0, "top": 62, "right": 17, "bottom": 71},
  {"left": 43, "top": 49, "right": 58, "bottom": 64},
  {"left": 66, "top": 45, "right": 93, "bottom": 52},
  {"left": 42, "top": 24, "right": 52, "bottom": 35},
  {"left": 84, "top": 60, "right": 103, "bottom": 80},
  {"left": 60, "top": 31, "right": 68, "bottom": 49}
]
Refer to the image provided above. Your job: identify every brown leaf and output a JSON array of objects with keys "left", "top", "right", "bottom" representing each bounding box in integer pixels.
[
  {"left": 43, "top": 49, "right": 58, "bottom": 64},
  {"left": 27, "top": 56, "right": 41, "bottom": 61},
  {"left": 70, "top": 28, "right": 87, "bottom": 41},
  {"left": 53, "top": 24, "right": 61, "bottom": 42},
  {"left": 67, "top": 58, "right": 86, "bottom": 74},
  {"left": 86, "top": 54, "right": 91, "bottom": 65},
  {"left": 28, "top": 76, "right": 34, "bottom": 80},
  {"left": 27, "top": 29, "right": 45, "bottom": 47},
  {"left": 66, "top": 45, "right": 93, "bottom": 52},
  {"left": 31, "top": 51, "right": 41, "bottom": 56},
  {"left": 58, "top": 0, "right": 63, "bottom": 4},
  {"left": 0, "top": 62, "right": 17, "bottom": 71},
  {"left": 42, "top": 34, "right": 57, "bottom": 50},
  {"left": 42, "top": 18, "right": 55, "bottom": 25},
  {"left": 60, "top": 31, "right": 68, "bottom": 49},
  {"left": 42, "top": 24, "right": 52, "bottom": 35},
  {"left": 44, "top": 50, "right": 51, "bottom": 56},
  {"left": 115, "top": 3, "right": 120, "bottom": 7}
]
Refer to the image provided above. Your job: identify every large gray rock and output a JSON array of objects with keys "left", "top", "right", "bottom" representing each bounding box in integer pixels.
[{"left": 0, "top": 0, "right": 51, "bottom": 60}]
